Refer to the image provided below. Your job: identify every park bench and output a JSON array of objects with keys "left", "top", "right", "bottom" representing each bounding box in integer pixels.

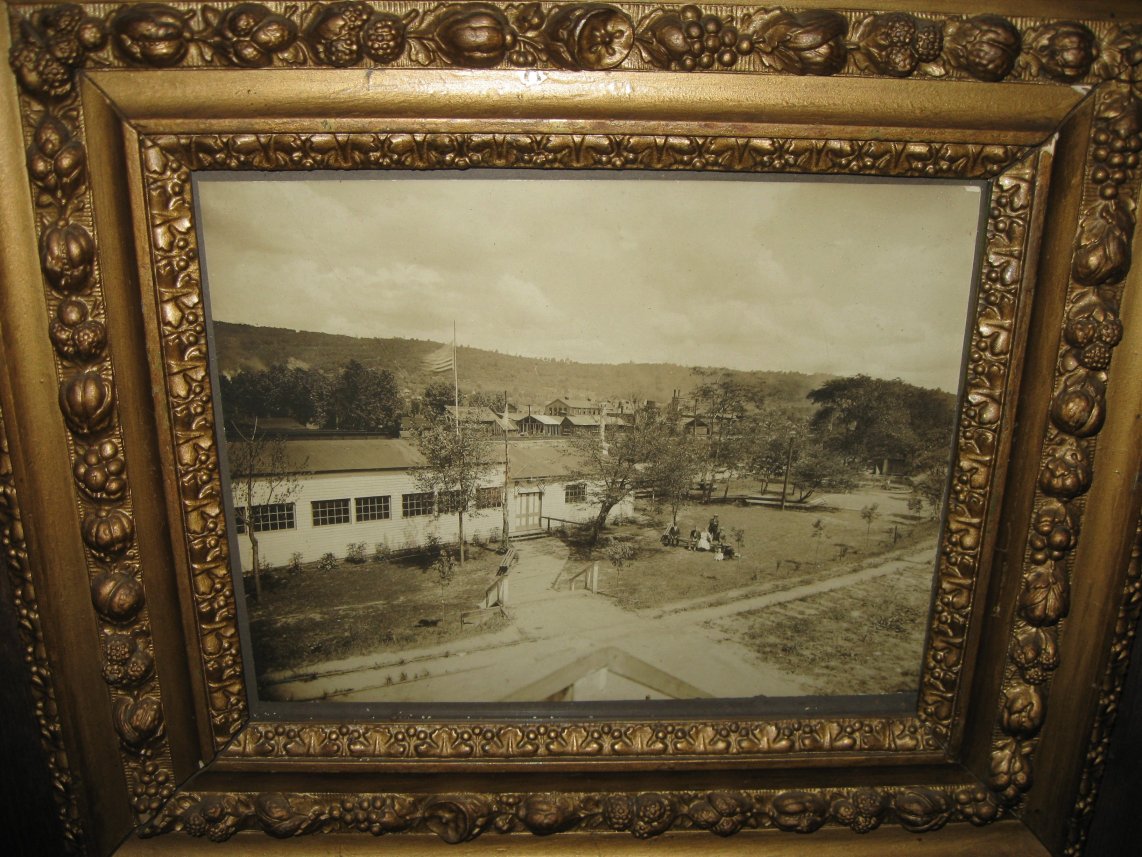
[{"left": 497, "top": 546, "right": 518, "bottom": 576}]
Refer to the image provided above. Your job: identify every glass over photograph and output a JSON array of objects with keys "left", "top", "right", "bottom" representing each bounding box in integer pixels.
[{"left": 195, "top": 172, "right": 985, "bottom": 705}]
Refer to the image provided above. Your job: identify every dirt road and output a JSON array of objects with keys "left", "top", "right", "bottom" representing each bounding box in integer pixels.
[{"left": 262, "top": 535, "right": 935, "bottom": 704}]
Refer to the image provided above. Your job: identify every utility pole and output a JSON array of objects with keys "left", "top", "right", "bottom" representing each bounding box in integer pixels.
[
  {"left": 780, "top": 434, "right": 794, "bottom": 511},
  {"left": 501, "top": 390, "right": 511, "bottom": 548}
]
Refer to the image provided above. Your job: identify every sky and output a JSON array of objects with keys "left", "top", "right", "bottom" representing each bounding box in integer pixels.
[{"left": 195, "top": 172, "right": 984, "bottom": 393}]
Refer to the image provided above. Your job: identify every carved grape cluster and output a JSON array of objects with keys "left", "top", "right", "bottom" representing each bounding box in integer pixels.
[
  {"left": 305, "top": 1, "right": 405, "bottom": 66},
  {"left": 855, "top": 12, "right": 944, "bottom": 77},
  {"left": 8, "top": 4, "right": 106, "bottom": 100},
  {"left": 641, "top": 6, "right": 753, "bottom": 71}
]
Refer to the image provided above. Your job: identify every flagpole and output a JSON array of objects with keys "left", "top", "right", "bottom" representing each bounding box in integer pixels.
[{"left": 451, "top": 320, "right": 460, "bottom": 437}]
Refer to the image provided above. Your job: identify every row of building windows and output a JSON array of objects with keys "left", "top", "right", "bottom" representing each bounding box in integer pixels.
[{"left": 234, "top": 488, "right": 507, "bottom": 533}]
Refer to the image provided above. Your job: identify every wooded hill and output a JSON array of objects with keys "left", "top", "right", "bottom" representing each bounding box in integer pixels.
[{"left": 212, "top": 321, "right": 837, "bottom": 410}]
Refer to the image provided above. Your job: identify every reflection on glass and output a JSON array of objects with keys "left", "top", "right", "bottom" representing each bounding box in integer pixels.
[{"left": 196, "top": 173, "right": 984, "bottom": 704}]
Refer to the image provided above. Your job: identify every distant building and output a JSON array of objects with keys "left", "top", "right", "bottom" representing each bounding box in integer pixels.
[
  {"left": 679, "top": 416, "right": 712, "bottom": 435},
  {"left": 226, "top": 437, "right": 630, "bottom": 571},
  {"left": 444, "top": 405, "right": 516, "bottom": 435},
  {"left": 516, "top": 413, "right": 563, "bottom": 437},
  {"left": 561, "top": 414, "right": 602, "bottom": 435},
  {"left": 545, "top": 398, "right": 602, "bottom": 417}
]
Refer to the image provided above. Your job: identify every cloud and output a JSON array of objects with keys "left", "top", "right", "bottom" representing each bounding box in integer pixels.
[{"left": 196, "top": 173, "right": 982, "bottom": 392}]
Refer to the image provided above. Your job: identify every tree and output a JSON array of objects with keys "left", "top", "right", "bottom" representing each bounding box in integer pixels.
[
  {"left": 323, "top": 360, "right": 402, "bottom": 432},
  {"left": 810, "top": 518, "right": 826, "bottom": 564},
  {"left": 468, "top": 390, "right": 507, "bottom": 412},
  {"left": 227, "top": 423, "right": 308, "bottom": 600},
  {"left": 808, "top": 375, "right": 955, "bottom": 474},
  {"left": 412, "top": 419, "right": 498, "bottom": 566},
  {"left": 860, "top": 503, "right": 881, "bottom": 547},
  {"left": 689, "top": 370, "right": 766, "bottom": 502},
  {"left": 907, "top": 454, "right": 950, "bottom": 519},
  {"left": 786, "top": 441, "right": 858, "bottom": 503},
  {"left": 430, "top": 547, "right": 457, "bottom": 601},
  {"left": 572, "top": 407, "right": 664, "bottom": 545},
  {"left": 643, "top": 423, "right": 704, "bottom": 528},
  {"left": 423, "top": 381, "right": 459, "bottom": 417}
]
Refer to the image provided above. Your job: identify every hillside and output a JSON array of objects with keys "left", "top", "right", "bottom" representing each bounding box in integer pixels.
[{"left": 211, "top": 321, "right": 838, "bottom": 408}]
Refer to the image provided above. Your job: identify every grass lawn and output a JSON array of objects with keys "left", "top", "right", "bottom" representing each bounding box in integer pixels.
[
  {"left": 711, "top": 558, "right": 936, "bottom": 695},
  {"left": 584, "top": 490, "right": 937, "bottom": 613},
  {"left": 246, "top": 543, "right": 507, "bottom": 679}
]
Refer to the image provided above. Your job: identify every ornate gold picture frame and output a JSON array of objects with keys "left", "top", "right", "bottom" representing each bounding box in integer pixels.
[{"left": 1, "top": 1, "right": 1140, "bottom": 855}]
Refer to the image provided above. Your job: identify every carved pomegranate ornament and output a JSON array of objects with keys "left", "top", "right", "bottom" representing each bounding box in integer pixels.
[
  {"left": 894, "top": 789, "right": 951, "bottom": 833},
  {"left": 945, "top": 15, "right": 1021, "bottom": 81},
  {"left": 27, "top": 114, "right": 85, "bottom": 199},
  {"left": 770, "top": 790, "right": 827, "bottom": 833},
  {"left": 59, "top": 370, "right": 114, "bottom": 435},
  {"left": 114, "top": 693, "right": 164, "bottom": 746},
  {"left": 1026, "top": 22, "right": 1097, "bottom": 82},
  {"left": 1050, "top": 373, "right": 1106, "bottom": 437},
  {"left": 41, "top": 223, "right": 94, "bottom": 294},
  {"left": 82, "top": 507, "right": 135, "bottom": 558},
  {"left": 434, "top": 6, "right": 512, "bottom": 68},
  {"left": 112, "top": 3, "right": 192, "bottom": 66},
  {"left": 213, "top": 3, "right": 299, "bottom": 67},
  {"left": 1020, "top": 563, "right": 1069, "bottom": 625},
  {"left": 547, "top": 5, "right": 634, "bottom": 70},
  {"left": 1001, "top": 682, "right": 1046, "bottom": 736},
  {"left": 91, "top": 570, "right": 144, "bottom": 624}
]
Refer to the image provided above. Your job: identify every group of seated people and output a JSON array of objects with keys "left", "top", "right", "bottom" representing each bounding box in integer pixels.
[{"left": 661, "top": 516, "right": 737, "bottom": 559}]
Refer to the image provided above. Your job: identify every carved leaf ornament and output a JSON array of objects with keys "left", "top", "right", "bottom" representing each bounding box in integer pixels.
[{"left": 4, "top": 0, "right": 1140, "bottom": 848}]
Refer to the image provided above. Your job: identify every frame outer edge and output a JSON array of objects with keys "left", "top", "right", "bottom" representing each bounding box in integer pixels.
[
  {"left": 1021, "top": 163, "right": 1142, "bottom": 853},
  {"left": 79, "top": 74, "right": 219, "bottom": 776},
  {"left": 0, "top": 7, "right": 131, "bottom": 854}
]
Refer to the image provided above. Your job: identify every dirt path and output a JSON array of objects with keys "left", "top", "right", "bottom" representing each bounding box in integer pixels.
[
  {"left": 262, "top": 537, "right": 932, "bottom": 704},
  {"left": 648, "top": 547, "right": 934, "bottom": 626}
]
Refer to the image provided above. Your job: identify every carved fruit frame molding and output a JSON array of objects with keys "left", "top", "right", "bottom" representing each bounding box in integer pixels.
[{"left": 3, "top": 0, "right": 1141, "bottom": 851}]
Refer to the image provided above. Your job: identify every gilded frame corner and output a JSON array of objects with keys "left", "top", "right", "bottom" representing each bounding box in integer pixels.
[{"left": 2, "top": 2, "right": 1141, "bottom": 855}]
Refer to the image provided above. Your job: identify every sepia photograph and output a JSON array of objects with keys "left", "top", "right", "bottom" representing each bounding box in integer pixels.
[{"left": 195, "top": 172, "right": 985, "bottom": 705}]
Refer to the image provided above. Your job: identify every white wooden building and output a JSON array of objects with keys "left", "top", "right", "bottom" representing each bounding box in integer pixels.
[{"left": 227, "top": 437, "right": 632, "bottom": 571}]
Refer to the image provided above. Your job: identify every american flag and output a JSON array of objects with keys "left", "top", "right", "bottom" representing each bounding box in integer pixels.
[{"left": 422, "top": 343, "right": 454, "bottom": 374}]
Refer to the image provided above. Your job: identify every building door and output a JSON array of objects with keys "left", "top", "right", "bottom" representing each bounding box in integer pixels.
[{"left": 517, "top": 491, "right": 541, "bottom": 531}]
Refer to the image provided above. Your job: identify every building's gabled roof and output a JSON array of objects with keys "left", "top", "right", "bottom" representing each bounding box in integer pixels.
[
  {"left": 444, "top": 405, "right": 499, "bottom": 422},
  {"left": 562, "top": 414, "right": 601, "bottom": 427},
  {"left": 231, "top": 437, "right": 427, "bottom": 476},
  {"left": 508, "top": 442, "right": 585, "bottom": 480},
  {"left": 518, "top": 413, "right": 562, "bottom": 425},
  {"left": 231, "top": 436, "right": 586, "bottom": 480},
  {"left": 547, "top": 398, "right": 598, "bottom": 410}
]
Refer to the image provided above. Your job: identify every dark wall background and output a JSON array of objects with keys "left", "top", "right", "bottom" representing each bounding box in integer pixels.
[{"left": 0, "top": 555, "right": 67, "bottom": 856}]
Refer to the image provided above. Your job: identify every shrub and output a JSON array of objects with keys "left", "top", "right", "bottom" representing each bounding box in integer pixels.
[
  {"left": 603, "top": 538, "right": 637, "bottom": 568},
  {"left": 346, "top": 542, "right": 367, "bottom": 564},
  {"left": 318, "top": 552, "right": 338, "bottom": 571},
  {"left": 488, "top": 528, "right": 500, "bottom": 543},
  {"left": 471, "top": 531, "right": 484, "bottom": 547},
  {"left": 287, "top": 552, "right": 303, "bottom": 573},
  {"left": 373, "top": 542, "right": 390, "bottom": 562}
]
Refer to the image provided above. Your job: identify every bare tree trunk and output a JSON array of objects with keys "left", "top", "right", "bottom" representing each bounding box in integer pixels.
[
  {"left": 780, "top": 436, "right": 793, "bottom": 512},
  {"left": 458, "top": 511, "right": 466, "bottom": 565},
  {"left": 249, "top": 530, "right": 262, "bottom": 600},
  {"left": 591, "top": 502, "right": 617, "bottom": 545}
]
